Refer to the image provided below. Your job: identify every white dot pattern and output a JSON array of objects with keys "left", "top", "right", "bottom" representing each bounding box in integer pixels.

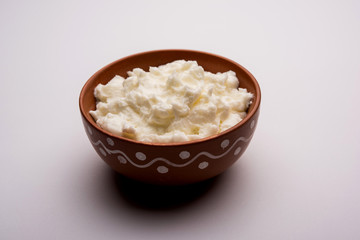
[
  {"left": 118, "top": 156, "right": 127, "bottom": 164},
  {"left": 106, "top": 137, "right": 114, "bottom": 146},
  {"left": 179, "top": 151, "right": 190, "bottom": 159},
  {"left": 135, "top": 152, "right": 146, "bottom": 161},
  {"left": 250, "top": 120, "right": 255, "bottom": 129},
  {"left": 88, "top": 131, "right": 253, "bottom": 175},
  {"left": 99, "top": 147, "right": 106, "bottom": 156},
  {"left": 157, "top": 166, "right": 168, "bottom": 173},
  {"left": 198, "top": 161, "right": 209, "bottom": 169},
  {"left": 221, "top": 139, "right": 230, "bottom": 149},
  {"left": 234, "top": 147, "right": 241, "bottom": 155}
]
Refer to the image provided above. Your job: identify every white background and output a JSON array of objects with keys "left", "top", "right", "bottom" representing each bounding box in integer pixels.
[{"left": 1, "top": 0, "right": 360, "bottom": 239}]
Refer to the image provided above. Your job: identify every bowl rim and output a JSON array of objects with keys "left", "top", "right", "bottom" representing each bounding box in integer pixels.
[{"left": 79, "top": 49, "right": 261, "bottom": 146}]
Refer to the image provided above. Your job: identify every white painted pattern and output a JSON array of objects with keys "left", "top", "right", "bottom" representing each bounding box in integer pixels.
[
  {"left": 179, "top": 151, "right": 190, "bottom": 159},
  {"left": 250, "top": 120, "right": 255, "bottom": 129},
  {"left": 157, "top": 166, "right": 168, "bottom": 173},
  {"left": 198, "top": 161, "right": 209, "bottom": 169},
  {"left": 88, "top": 119, "right": 256, "bottom": 173},
  {"left": 99, "top": 147, "right": 106, "bottom": 156},
  {"left": 107, "top": 137, "right": 114, "bottom": 146},
  {"left": 117, "top": 155, "right": 127, "bottom": 164},
  {"left": 234, "top": 147, "right": 242, "bottom": 155},
  {"left": 135, "top": 152, "right": 146, "bottom": 161},
  {"left": 91, "top": 133, "right": 253, "bottom": 170},
  {"left": 221, "top": 139, "right": 230, "bottom": 149},
  {"left": 88, "top": 126, "right": 93, "bottom": 135}
]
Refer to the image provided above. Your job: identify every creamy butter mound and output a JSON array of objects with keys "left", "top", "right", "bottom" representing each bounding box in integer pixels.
[{"left": 90, "top": 60, "right": 253, "bottom": 143}]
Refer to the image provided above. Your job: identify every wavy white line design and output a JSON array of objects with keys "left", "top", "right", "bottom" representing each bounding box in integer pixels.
[{"left": 90, "top": 133, "right": 253, "bottom": 170}]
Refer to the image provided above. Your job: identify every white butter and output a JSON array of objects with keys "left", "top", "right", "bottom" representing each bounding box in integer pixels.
[{"left": 90, "top": 60, "right": 253, "bottom": 143}]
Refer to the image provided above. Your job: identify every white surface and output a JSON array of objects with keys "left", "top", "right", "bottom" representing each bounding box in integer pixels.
[{"left": 1, "top": 0, "right": 359, "bottom": 239}]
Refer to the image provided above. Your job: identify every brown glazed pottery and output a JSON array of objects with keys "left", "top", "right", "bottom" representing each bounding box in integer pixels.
[{"left": 79, "top": 49, "right": 261, "bottom": 185}]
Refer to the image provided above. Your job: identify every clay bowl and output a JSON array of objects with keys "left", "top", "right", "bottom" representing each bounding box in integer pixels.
[{"left": 79, "top": 49, "right": 261, "bottom": 185}]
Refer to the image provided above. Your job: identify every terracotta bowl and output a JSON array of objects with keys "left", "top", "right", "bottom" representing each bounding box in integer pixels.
[{"left": 79, "top": 49, "right": 261, "bottom": 185}]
